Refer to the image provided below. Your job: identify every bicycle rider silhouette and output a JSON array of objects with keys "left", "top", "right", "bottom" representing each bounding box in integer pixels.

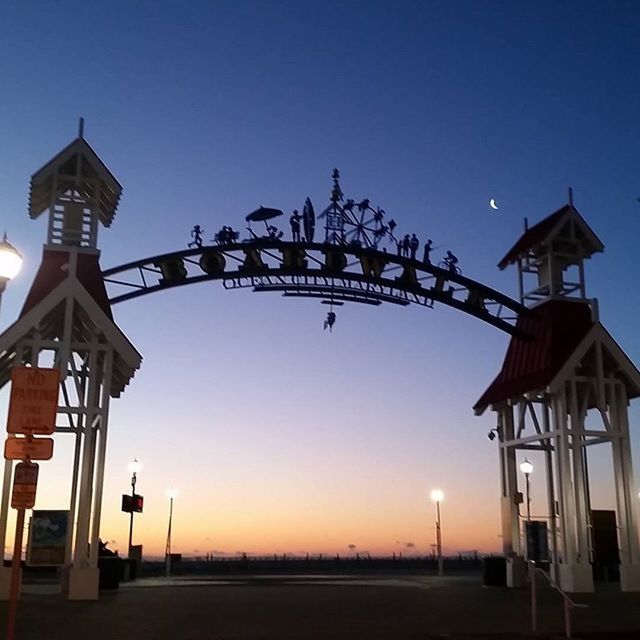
[{"left": 444, "top": 250, "right": 459, "bottom": 272}]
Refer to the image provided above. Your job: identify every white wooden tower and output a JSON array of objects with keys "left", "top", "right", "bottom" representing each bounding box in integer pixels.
[
  {"left": 0, "top": 127, "right": 141, "bottom": 600},
  {"left": 475, "top": 203, "right": 640, "bottom": 592}
]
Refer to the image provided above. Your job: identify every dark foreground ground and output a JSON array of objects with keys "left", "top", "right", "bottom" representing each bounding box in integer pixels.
[{"left": 1, "top": 573, "right": 639, "bottom": 640}]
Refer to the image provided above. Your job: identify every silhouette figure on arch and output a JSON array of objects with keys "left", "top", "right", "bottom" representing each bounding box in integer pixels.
[
  {"left": 423, "top": 239, "right": 433, "bottom": 263},
  {"left": 409, "top": 234, "right": 419, "bottom": 259},
  {"left": 267, "top": 225, "right": 283, "bottom": 240},
  {"left": 343, "top": 199, "right": 355, "bottom": 213},
  {"left": 188, "top": 225, "right": 204, "bottom": 248},
  {"left": 214, "top": 226, "right": 238, "bottom": 245},
  {"left": 402, "top": 234, "right": 411, "bottom": 257},
  {"left": 442, "top": 250, "right": 460, "bottom": 273},
  {"left": 290, "top": 210, "right": 302, "bottom": 242}
]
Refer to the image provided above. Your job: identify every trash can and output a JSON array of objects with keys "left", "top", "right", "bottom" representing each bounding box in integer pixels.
[
  {"left": 482, "top": 556, "right": 506, "bottom": 587},
  {"left": 129, "top": 558, "right": 138, "bottom": 581},
  {"left": 122, "top": 558, "right": 138, "bottom": 582},
  {"left": 98, "top": 556, "right": 122, "bottom": 590}
]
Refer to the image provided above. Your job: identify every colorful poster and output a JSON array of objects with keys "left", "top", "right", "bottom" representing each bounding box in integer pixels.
[{"left": 27, "top": 510, "right": 69, "bottom": 566}]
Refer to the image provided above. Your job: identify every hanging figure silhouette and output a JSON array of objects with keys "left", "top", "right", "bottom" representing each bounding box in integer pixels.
[{"left": 324, "top": 311, "right": 336, "bottom": 332}]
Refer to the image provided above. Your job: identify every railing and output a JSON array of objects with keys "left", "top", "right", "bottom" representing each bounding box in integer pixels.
[{"left": 529, "top": 561, "right": 588, "bottom": 638}]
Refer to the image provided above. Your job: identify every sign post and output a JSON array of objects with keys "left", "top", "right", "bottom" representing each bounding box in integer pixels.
[
  {"left": 6, "top": 462, "right": 38, "bottom": 640},
  {"left": 7, "top": 508, "right": 25, "bottom": 640},
  {"left": 4, "top": 367, "right": 59, "bottom": 640}
]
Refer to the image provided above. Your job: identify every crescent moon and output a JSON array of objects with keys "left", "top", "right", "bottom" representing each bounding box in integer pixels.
[{"left": 489, "top": 198, "right": 499, "bottom": 210}]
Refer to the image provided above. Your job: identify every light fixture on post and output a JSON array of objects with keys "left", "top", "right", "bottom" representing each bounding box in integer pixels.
[
  {"left": 0, "top": 233, "right": 23, "bottom": 604},
  {"left": 0, "top": 233, "right": 23, "bottom": 317},
  {"left": 430, "top": 488, "right": 444, "bottom": 577},
  {"left": 520, "top": 458, "right": 533, "bottom": 521},
  {"left": 127, "top": 458, "right": 142, "bottom": 557},
  {"left": 165, "top": 488, "right": 178, "bottom": 577}
]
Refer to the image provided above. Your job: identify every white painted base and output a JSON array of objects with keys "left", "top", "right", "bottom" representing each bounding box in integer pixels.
[
  {"left": 619, "top": 564, "right": 640, "bottom": 591},
  {"left": 0, "top": 565, "right": 21, "bottom": 600},
  {"left": 558, "top": 564, "right": 593, "bottom": 593},
  {"left": 66, "top": 566, "right": 99, "bottom": 600},
  {"left": 506, "top": 556, "right": 527, "bottom": 588},
  {"left": 500, "top": 497, "right": 520, "bottom": 556}
]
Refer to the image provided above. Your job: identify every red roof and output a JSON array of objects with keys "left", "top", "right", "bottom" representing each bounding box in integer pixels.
[
  {"left": 474, "top": 299, "right": 593, "bottom": 413},
  {"left": 21, "top": 249, "right": 113, "bottom": 320},
  {"left": 498, "top": 208, "right": 568, "bottom": 270},
  {"left": 498, "top": 205, "right": 603, "bottom": 270}
]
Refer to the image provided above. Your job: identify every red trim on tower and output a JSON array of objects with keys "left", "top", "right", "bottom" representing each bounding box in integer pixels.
[
  {"left": 497, "top": 204, "right": 604, "bottom": 270},
  {"left": 474, "top": 299, "right": 593, "bottom": 413},
  {"left": 20, "top": 250, "right": 113, "bottom": 320},
  {"left": 497, "top": 208, "right": 568, "bottom": 270}
]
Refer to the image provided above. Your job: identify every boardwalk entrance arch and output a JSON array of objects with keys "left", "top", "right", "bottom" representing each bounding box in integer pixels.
[{"left": 0, "top": 133, "right": 638, "bottom": 599}]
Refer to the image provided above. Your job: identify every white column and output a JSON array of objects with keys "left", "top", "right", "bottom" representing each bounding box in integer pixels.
[
  {"left": 542, "top": 399, "right": 559, "bottom": 579},
  {"left": 67, "top": 338, "right": 101, "bottom": 600},
  {"left": 569, "top": 380, "right": 590, "bottom": 563},
  {"left": 499, "top": 404, "right": 527, "bottom": 587},
  {"left": 499, "top": 405, "right": 521, "bottom": 557},
  {"left": 612, "top": 382, "right": 640, "bottom": 590},
  {"left": 553, "top": 385, "right": 593, "bottom": 592},
  {"left": 553, "top": 390, "right": 574, "bottom": 563},
  {"left": 89, "top": 348, "right": 112, "bottom": 566}
]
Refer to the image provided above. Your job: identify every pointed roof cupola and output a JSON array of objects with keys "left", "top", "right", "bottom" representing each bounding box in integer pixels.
[
  {"left": 21, "top": 122, "right": 122, "bottom": 319},
  {"left": 499, "top": 200, "right": 604, "bottom": 307},
  {"left": 28, "top": 119, "right": 122, "bottom": 249}
]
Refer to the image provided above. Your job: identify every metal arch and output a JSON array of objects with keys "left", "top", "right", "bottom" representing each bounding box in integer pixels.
[{"left": 102, "top": 240, "right": 530, "bottom": 336}]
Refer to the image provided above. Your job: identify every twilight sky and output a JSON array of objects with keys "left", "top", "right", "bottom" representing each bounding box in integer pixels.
[{"left": 1, "top": 0, "right": 640, "bottom": 558}]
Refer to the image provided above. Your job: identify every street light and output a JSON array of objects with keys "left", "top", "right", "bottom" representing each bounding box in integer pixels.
[
  {"left": 0, "top": 233, "right": 23, "bottom": 316},
  {"left": 127, "top": 458, "right": 142, "bottom": 557},
  {"left": 430, "top": 489, "right": 444, "bottom": 576},
  {"left": 165, "top": 488, "right": 178, "bottom": 577},
  {"left": 0, "top": 233, "right": 23, "bottom": 621},
  {"left": 520, "top": 458, "right": 533, "bottom": 521}
]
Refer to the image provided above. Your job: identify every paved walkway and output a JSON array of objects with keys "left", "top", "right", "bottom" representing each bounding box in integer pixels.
[{"left": 1, "top": 574, "right": 639, "bottom": 639}]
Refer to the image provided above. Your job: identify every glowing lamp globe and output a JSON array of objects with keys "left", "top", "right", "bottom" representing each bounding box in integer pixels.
[
  {"left": 520, "top": 459, "right": 534, "bottom": 475},
  {"left": 166, "top": 488, "right": 179, "bottom": 500},
  {"left": 431, "top": 489, "right": 444, "bottom": 503},
  {"left": 0, "top": 234, "right": 23, "bottom": 282},
  {"left": 128, "top": 458, "right": 142, "bottom": 475}
]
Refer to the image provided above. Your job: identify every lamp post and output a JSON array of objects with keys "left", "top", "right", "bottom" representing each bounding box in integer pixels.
[
  {"left": 520, "top": 458, "right": 533, "bottom": 521},
  {"left": 127, "top": 458, "right": 142, "bottom": 557},
  {"left": 430, "top": 489, "right": 444, "bottom": 576},
  {"left": 0, "top": 234, "right": 23, "bottom": 592},
  {"left": 0, "top": 233, "right": 23, "bottom": 317},
  {"left": 165, "top": 488, "right": 178, "bottom": 577}
]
